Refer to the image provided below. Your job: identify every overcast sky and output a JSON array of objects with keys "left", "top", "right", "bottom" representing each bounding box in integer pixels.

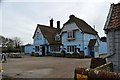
[{"left": 0, "top": 0, "right": 119, "bottom": 45}]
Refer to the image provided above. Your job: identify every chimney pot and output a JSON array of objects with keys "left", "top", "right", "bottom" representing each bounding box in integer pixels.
[
  {"left": 50, "top": 18, "right": 53, "bottom": 27},
  {"left": 57, "top": 21, "right": 60, "bottom": 29}
]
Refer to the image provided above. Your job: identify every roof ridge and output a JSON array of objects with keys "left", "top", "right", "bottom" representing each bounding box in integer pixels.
[
  {"left": 38, "top": 24, "right": 59, "bottom": 30},
  {"left": 72, "top": 16, "right": 98, "bottom": 34}
]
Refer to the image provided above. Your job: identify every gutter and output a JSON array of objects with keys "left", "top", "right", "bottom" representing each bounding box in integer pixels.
[{"left": 103, "top": 52, "right": 116, "bottom": 59}]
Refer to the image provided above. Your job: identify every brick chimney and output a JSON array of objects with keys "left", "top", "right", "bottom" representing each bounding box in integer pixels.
[
  {"left": 50, "top": 18, "right": 53, "bottom": 27},
  {"left": 57, "top": 21, "right": 60, "bottom": 29}
]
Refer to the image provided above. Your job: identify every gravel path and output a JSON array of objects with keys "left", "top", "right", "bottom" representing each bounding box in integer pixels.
[{"left": 2, "top": 55, "right": 91, "bottom": 78}]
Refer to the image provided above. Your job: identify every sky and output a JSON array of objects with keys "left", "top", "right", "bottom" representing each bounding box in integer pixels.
[{"left": 0, "top": 0, "right": 119, "bottom": 45}]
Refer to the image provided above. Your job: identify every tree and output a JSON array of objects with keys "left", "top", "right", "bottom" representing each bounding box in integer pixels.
[
  {"left": 6, "top": 38, "right": 14, "bottom": 51},
  {"left": 13, "top": 37, "right": 22, "bottom": 48},
  {"left": 0, "top": 35, "right": 6, "bottom": 47},
  {"left": 0, "top": 35, "right": 15, "bottom": 52},
  {"left": 0, "top": 35, "right": 23, "bottom": 52}
]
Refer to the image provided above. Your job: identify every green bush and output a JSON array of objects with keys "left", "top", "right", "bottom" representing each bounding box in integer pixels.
[
  {"left": 31, "top": 52, "right": 43, "bottom": 57},
  {"left": 72, "top": 53, "right": 80, "bottom": 58},
  {"left": 65, "top": 53, "right": 72, "bottom": 58},
  {"left": 85, "top": 55, "right": 91, "bottom": 58},
  {"left": 34, "top": 53, "right": 40, "bottom": 57},
  {"left": 46, "top": 53, "right": 52, "bottom": 56},
  {"left": 55, "top": 53, "right": 62, "bottom": 57},
  {"left": 61, "top": 53, "right": 65, "bottom": 57},
  {"left": 45, "top": 52, "right": 85, "bottom": 58},
  {"left": 51, "top": 53, "right": 56, "bottom": 57},
  {"left": 31, "top": 52, "right": 35, "bottom": 56},
  {"left": 79, "top": 51, "right": 85, "bottom": 58}
]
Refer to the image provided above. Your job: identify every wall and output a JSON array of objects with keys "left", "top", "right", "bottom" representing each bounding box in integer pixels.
[
  {"left": 74, "top": 63, "right": 120, "bottom": 80},
  {"left": 61, "top": 22, "right": 97, "bottom": 56},
  {"left": 84, "top": 33, "right": 97, "bottom": 56},
  {"left": 107, "top": 30, "right": 120, "bottom": 73},
  {"left": 24, "top": 45, "right": 34, "bottom": 54},
  {"left": 99, "top": 42, "right": 107, "bottom": 54},
  {"left": 62, "top": 22, "right": 81, "bottom": 32},
  {"left": 33, "top": 27, "right": 49, "bottom": 54},
  {"left": 33, "top": 27, "right": 48, "bottom": 45},
  {"left": 62, "top": 23, "right": 84, "bottom": 54}
]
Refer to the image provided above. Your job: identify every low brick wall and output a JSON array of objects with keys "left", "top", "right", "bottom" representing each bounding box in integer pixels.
[
  {"left": 90, "top": 58, "right": 106, "bottom": 69},
  {"left": 74, "top": 67, "right": 120, "bottom": 80},
  {"left": 95, "top": 62, "right": 113, "bottom": 72},
  {"left": 74, "top": 62, "right": 119, "bottom": 80}
]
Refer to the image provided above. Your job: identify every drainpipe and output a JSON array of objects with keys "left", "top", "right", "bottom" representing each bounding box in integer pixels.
[
  {"left": 82, "top": 33, "right": 84, "bottom": 51},
  {"left": 44, "top": 35, "right": 47, "bottom": 55}
]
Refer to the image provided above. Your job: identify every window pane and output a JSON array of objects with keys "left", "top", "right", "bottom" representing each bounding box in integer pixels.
[
  {"left": 67, "top": 45, "right": 76, "bottom": 52},
  {"left": 71, "top": 46, "right": 74, "bottom": 52},
  {"left": 51, "top": 46, "right": 60, "bottom": 52},
  {"left": 67, "top": 46, "right": 69, "bottom": 52}
]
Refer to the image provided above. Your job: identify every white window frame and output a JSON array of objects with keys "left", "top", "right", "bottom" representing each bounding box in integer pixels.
[
  {"left": 50, "top": 45, "right": 60, "bottom": 52},
  {"left": 35, "top": 46, "right": 39, "bottom": 52},
  {"left": 55, "top": 34, "right": 60, "bottom": 41},
  {"left": 67, "top": 31, "right": 75, "bottom": 40},
  {"left": 67, "top": 45, "right": 76, "bottom": 52}
]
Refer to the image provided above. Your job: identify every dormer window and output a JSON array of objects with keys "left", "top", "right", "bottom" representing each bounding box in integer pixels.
[
  {"left": 55, "top": 33, "right": 60, "bottom": 41},
  {"left": 67, "top": 31, "right": 75, "bottom": 40}
]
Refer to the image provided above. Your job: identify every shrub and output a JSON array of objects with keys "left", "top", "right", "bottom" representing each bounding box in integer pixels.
[
  {"left": 61, "top": 53, "right": 65, "bottom": 57},
  {"left": 55, "top": 53, "right": 62, "bottom": 57},
  {"left": 79, "top": 51, "right": 85, "bottom": 58},
  {"left": 31, "top": 52, "right": 35, "bottom": 56},
  {"left": 72, "top": 52, "right": 80, "bottom": 58},
  {"left": 47, "top": 53, "right": 52, "bottom": 56},
  {"left": 65, "top": 53, "right": 72, "bottom": 58},
  {"left": 85, "top": 55, "right": 92, "bottom": 58},
  {"left": 51, "top": 53, "right": 56, "bottom": 57},
  {"left": 34, "top": 53, "right": 40, "bottom": 57}
]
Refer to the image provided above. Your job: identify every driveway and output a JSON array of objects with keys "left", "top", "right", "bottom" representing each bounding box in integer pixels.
[{"left": 2, "top": 55, "right": 91, "bottom": 78}]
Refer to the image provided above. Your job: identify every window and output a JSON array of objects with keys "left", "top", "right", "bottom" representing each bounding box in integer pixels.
[
  {"left": 37, "top": 35, "right": 39, "bottom": 40},
  {"left": 67, "top": 45, "right": 76, "bottom": 52},
  {"left": 35, "top": 46, "right": 39, "bottom": 52},
  {"left": 55, "top": 33, "right": 60, "bottom": 41},
  {"left": 67, "top": 31, "right": 75, "bottom": 40},
  {"left": 50, "top": 45, "right": 60, "bottom": 52},
  {"left": 36, "top": 33, "right": 42, "bottom": 40}
]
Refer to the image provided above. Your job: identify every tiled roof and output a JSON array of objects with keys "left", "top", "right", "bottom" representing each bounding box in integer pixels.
[
  {"left": 88, "top": 39, "right": 97, "bottom": 47},
  {"left": 63, "top": 15, "right": 98, "bottom": 35},
  {"left": 104, "top": 3, "right": 120, "bottom": 30},
  {"left": 24, "top": 44, "right": 33, "bottom": 46},
  {"left": 33, "top": 24, "right": 61, "bottom": 45}
]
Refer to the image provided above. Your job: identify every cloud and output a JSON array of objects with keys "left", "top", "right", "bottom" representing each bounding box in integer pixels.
[{"left": 1, "top": 0, "right": 120, "bottom": 44}]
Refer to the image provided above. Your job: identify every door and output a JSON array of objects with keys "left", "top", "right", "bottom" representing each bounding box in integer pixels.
[
  {"left": 42, "top": 46, "right": 45, "bottom": 56},
  {"left": 90, "top": 47, "right": 94, "bottom": 58}
]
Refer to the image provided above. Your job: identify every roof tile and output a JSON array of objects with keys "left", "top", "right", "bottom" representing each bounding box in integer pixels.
[{"left": 63, "top": 15, "right": 98, "bottom": 35}]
